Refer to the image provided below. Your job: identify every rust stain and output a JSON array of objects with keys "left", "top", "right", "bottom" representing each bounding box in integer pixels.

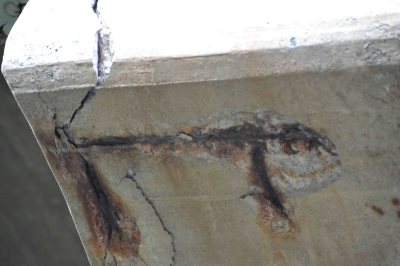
[
  {"left": 257, "top": 197, "right": 295, "bottom": 237},
  {"left": 370, "top": 205, "right": 384, "bottom": 216},
  {"left": 161, "top": 155, "right": 185, "bottom": 190},
  {"left": 77, "top": 159, "right": 141, "bottom": 260},
  {"left": 272, "top": 249, "right": 286, "bottom": 266},
  {"left": 35, "top": 109, "right": 340, "bottom": 261},
  {"left": 249, "top": 145, "right": 284, "bottom": 210},
  {"left": 36, "top": 130, "right": 106, "bottom": 257},
  {"left": 173, "top": 133, "right": 248, "bottom": 166},
  {"left": 107, "top": 200, "right": 141, "bottom": 259},
  {"left": 282, "top": 142, "right": 299, "bottom": 155},
  {"left": 36, "top": 128, "right": 141, "bottom": 261},
  {"left": 73, "top": 111, "right": 340, "bottom": 238},
  {"left": 79, "top": 178, "right": 109, "bottom": 257},
  {"left": 249, "top": 145, "right": 295, "bottom": 236}
]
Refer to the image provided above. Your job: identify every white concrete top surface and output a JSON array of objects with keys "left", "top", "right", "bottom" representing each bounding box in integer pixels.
[
  {"left": 1, "top": 0, "right": 99, "bottom": 94},
  {"left": 3, "top": 0, "right": 99, "bottom": 69},
  {"left": 98, "top": 0, "right": 400, "bottom": 59},
  {"left": 2, "top": 0, "right": 400, "bottom": 92}
]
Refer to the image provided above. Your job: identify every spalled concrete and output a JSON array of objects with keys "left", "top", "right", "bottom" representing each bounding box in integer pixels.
[{"left": 2, "top": 0, "right": 400, "bottom": 265}]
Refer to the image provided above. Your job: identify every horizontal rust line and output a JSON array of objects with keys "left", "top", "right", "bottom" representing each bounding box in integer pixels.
[
  {"left": 78, "top": 135, "right": 176, "bottom": 148},
  {"left": 76, "top": 123, "right": 336, "bottom": 156}
]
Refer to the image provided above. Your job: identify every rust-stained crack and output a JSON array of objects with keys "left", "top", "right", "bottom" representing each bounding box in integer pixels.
[
  {"left": 122, "top": 171, "right": 176, "bottom": 266},
  {"left": 250, "top": 144, "right": 285, "bottom": 212},
  {"left": 49, "top": 96, "right": 339, "bottom": 261},
  {"left": 54, "top": 128, "right": 141, "bottom": 265},
  {"left": 83, "top": 159, "right": 114, "bottom": 256},
  {"left": 49, "top": 5, "right": 124, "bottom": 258},
  {"left": 71, "top": 119, "right": 337, "bottom": 236},
  {"left": 76, "top": 122, "right": 337, "bottom": 157}
]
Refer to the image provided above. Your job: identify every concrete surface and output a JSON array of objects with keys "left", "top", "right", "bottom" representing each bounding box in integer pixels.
[
  {"left": 13, "top": 64, "right": 400, "bottom": 266},
  {"left": 2, "top": 0, "right": 400, "bottom": 265}
]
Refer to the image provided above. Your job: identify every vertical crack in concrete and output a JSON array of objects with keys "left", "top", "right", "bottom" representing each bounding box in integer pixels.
[
  {"left": 55, "top": 0, "right": 113, "bottom": 132},
  {"left": 53, "top": 0, "right": 114, "bottom": 143},
  {"left": 250, "top": 144, "right": 284, "bottom": 212},
  {"left": 92, "top": 0, "right": 114, "bottom": 86},
  {"left": 123, "top": 171, "right": 176, "bottom": 266}
]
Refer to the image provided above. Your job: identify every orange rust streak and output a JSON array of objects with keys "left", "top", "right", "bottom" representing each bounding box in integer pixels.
[
  {"left": 272, "top": 249, "right": 286, "bottom": 266},
  {"left": 83, "top": 162, "right": 141, "bottom": 260},
  {"left": 37, "top": 129, "right": 141, "bottom": 261}
]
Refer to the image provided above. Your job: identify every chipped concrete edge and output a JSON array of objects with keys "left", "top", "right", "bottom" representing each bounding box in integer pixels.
[
  {"left": 1, "top": 0, "right": 114, "bottom": 94},
  {"left": 2, "top": 12, "right": 400, "bottom": 94},
  {"left": 92, "top": 0, "right": 114, "bottom": 87}
]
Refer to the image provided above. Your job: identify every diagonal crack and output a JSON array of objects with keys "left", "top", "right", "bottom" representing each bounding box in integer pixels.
[
  {"left": 54, "top": 128, "right": 141, "bottom": 265},
  {"left": 122, "top": 171, "right": 176, "bottom": 266},
  {"left": 53, "top": 0, "right": 114, "bottom": 136},
  {"left": 53, "top": 86, "right": 95, "bottom": 148},
  {"left": 68, "top": 87, "right": 96, "bottom": 126},
  {"left": 54, "top": 0, "right": 114, "bottom": 143},
  {"left": 49, "top": 2, "right": 119, "bottom": 263}
]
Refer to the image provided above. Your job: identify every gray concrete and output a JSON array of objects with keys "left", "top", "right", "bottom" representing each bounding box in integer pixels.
[{"left": 0, "top": 46, "right": 88, "bottom": 265}]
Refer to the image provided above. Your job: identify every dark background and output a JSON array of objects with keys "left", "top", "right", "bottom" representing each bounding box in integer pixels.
[{"left": 0, "top": 44, "right": 88, "bottom": 265}]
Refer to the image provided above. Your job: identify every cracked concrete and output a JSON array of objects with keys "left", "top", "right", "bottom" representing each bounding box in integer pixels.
[
  {"left": 92, "top": 0, "right": 114, "bottom": 86},
  {"left": 2, "top": 1, "right": 400, "bottom": 265},
  {"left": 123, "top": 170, "right": 176, "bottom": 266},
  {"left": 10, "top": 65, "right": 400, "bottom": 265},
  {"left": 0, "top": 45, "right": 88, "bottom": 266},
  {"left": 52, "top": 95, "right": 341, "bottom": 264}
]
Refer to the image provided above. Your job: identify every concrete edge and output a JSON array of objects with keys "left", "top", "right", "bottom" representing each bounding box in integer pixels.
[{"left": 3, "top": 11, "right": 400, "bottom": 93}]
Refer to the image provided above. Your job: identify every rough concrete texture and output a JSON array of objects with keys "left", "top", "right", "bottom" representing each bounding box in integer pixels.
[
  {"left": 14, "top": 65, "right": 400, "bottom": 266},
  {"left": 2, "top": 0, "right": 400, "bottom": 265}
]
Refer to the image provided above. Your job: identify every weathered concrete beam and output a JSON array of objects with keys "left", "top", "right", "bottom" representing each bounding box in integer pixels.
[{"left": 2, "top": 0, "right": 400, "bottom": 265}]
